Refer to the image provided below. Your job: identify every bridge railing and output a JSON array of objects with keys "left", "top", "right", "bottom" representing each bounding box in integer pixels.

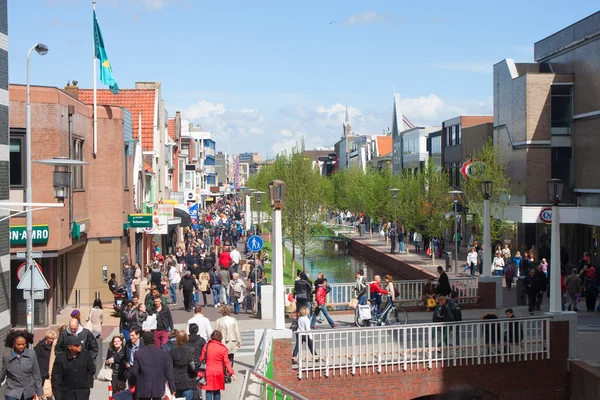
[
  {"left": 285, "top": 277, "right": 479, "bottom": 308},
  {"left": 295, "top": 316, "right": 551, "bottom": 379}
]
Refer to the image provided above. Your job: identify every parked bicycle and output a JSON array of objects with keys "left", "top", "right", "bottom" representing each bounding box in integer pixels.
[{"left": 355, "top": 295, "right": 408, "bottom": 327}]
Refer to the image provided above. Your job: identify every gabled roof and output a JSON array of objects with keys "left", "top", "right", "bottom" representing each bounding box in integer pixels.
[
  {"left": 168, "top": 118, "right": 176, "bottom": 141},
  {"left": 376, "top": 136, "right": 392, "bottom": 157},
  {"left": 78, "top": 89, "right": 156, "bottom": 151}
]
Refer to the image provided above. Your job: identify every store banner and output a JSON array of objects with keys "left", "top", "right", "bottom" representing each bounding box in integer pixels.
[{"left": 144, "top": 215, "right": 168, "bottom": 235}]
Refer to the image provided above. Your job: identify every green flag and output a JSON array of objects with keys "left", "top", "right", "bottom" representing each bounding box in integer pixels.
[{"left": 93, "top": 10, "right": 119, "bottom": 94}]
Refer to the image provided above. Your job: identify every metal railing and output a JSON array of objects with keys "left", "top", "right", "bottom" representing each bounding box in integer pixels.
[
  {"left": 295, "top": 316, "right": 551, "bottom": 379},
  {"left": 250, "top": 329, "right": 307, "bottom": 400},
  {"left": 285, "top": 277, "right": 479, "bottom": 307}
]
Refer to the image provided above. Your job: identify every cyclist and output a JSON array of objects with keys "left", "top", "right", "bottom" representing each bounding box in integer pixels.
[{"left": 369, "top": 275, "right": 388, "bottom": 314}]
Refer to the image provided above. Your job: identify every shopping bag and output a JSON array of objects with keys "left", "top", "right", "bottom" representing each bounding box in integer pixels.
[
  {"left": 142, "top": 314, "right": 157, "bottom": 331},
  {"left": 358, "top": 305, "right": 371, "bottom": 320},
  {"left": 43, "top": 378, "right": 53, "bottom": 398},
  {"left": 97, "top": 364, "right": 113, "bottom": 382},
  {"left": 349, "top": 298, "right": 358, "bottom": 309}
]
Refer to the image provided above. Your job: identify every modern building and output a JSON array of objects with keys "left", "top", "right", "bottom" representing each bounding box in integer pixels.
[
  {"left": 426, "top": 130, "right": 442, "bottom": 170},
  {"left": 9, "top": 84, "right": 135, "bottom": 326},
  {"left": 189, "top": 124, "right": 217, "bottom": 191},
  {"left": 0, "top": 0, "right": 10, "bottom": 347},
  {"left": 400, "top": 126, "right": 441, "bottom": 172},
  {"left": 390, "top": 93, "right": 415, "bottom": 174},
  {"left": 441, "top": 116, "right": 493, "bottom": 188},
  {"left": 494, "top": 11, "right": 600, "bottom": 264}
]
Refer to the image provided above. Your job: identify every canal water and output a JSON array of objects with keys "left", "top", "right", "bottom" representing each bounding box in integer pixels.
[{"left": 287, "top": 239, "right": 412, "bottom": 283}]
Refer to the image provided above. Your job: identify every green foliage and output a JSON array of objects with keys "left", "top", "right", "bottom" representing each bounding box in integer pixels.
[{"left": 462, "top": 138, "right": 511, "bottom": 246}]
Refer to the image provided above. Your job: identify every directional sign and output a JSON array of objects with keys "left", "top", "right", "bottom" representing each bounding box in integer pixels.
[
  {"left": 17, "top": 263, "right": 50, "bottom": 290},
  {"left": 247, "top": 235, "right": 264, "bottom": 252}
]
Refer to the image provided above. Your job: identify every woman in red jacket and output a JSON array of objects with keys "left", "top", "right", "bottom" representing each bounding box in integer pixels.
[{"left": 200, "top": 330, "right": 235, "bottom": 400}]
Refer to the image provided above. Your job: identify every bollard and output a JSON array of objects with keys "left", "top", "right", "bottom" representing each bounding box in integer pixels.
[
  {"left": 95, "top": 291, "right": 101, "bottom": 300},
  {"left": 75, "top": 290, "right": 81, "bottom": 308},
  {"left": 108, "top": 383, "right": 113, "bottom": 400}
]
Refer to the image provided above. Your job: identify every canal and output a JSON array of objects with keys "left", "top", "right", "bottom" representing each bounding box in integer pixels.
[{"left": 287, "top": 239, "right": 414, "bottom": 283}]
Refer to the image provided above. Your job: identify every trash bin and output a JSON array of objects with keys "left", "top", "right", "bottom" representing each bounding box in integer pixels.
[
  {"left": 516, "top": 277, "right": 526, "bottom": 306},
  {"left": 444, "top": 252, "right": 452, "bottom": 272}
]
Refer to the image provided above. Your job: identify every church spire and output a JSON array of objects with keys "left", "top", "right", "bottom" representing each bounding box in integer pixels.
[
  {"left": 345, "top": 101, "right": 349, "bottom": 125},
  {"left": 343, "top": 100, "right": 351, "bottom": 138}
]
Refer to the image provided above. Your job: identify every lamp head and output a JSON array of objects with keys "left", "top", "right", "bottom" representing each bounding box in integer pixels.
[
  {"left": 547, "top": 178, "right": 564, "bottom": 206},
  {"left": 481, "top": 180, "right": 493, "bottom": 200},
  {"left": 34, "top": 43, "right": 49, "bottom": 56},
  {"left": 390, "top": 188, "right": 400, "bottom": 199},
  {"left": 268, "top": 180, "right": 286, "bottom": 209}
]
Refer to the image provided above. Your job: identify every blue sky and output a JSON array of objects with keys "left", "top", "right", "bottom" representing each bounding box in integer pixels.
[{"left": 8, "top": 0, "right": 600, "bottom": 155}]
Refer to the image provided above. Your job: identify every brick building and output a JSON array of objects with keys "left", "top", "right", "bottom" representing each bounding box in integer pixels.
[
  {"left": 9, "top": 84, "right": 134, "bottom": 326},
  {"left": 494, "top": 11, "right": 600, "bottom": 264},
  {"left": 0, "top": 0, "right": 10, "bottom": 358}
]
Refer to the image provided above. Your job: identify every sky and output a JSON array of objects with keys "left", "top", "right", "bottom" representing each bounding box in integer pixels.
[{"left": 8, "top": 0, "right": 600, "bottom": 156}]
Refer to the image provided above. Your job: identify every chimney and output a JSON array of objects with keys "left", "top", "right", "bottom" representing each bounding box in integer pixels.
[{"left": 64, "top": 80, "right": 79, "bottom": 99}]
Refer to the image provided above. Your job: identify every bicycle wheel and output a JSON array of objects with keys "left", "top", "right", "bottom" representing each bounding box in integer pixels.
[
  {"left": 355, "top": 310, "right": 369, "bottom": 327},
  {"left": 386, "top": 307, "right": 408, "bottom": 325}
]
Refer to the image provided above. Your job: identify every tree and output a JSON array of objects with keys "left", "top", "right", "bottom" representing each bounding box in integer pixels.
[{"left": 461, "top": 139, "right": 511, "bottom": 250}]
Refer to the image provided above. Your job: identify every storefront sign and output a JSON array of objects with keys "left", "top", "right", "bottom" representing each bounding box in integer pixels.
[
  {"left": 10, "top": 225, "right": 49, "bottom": 245},
  {"left": 156, "top": 204, "right": 174, "bottom": 217},
  {"left": 540, "top": 208, "right": 552, "bottom": 223},
  {"left": 163, "top": 199, "right": 178, "bottom": 206},
  {"left": 143, "top": 215, "right": 168, "bottom": 235},
  {"left": 169, "top": 191, "right": 184, "bottom": 204},
  {"left": 72, "top": 218, "right": 89, "bottom": 241},
  {"left": 128, "top": 214, "right": 153, "bottom": 228}
]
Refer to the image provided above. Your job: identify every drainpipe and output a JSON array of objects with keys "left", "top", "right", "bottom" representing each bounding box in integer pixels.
[{"left": 68, "top": 105, "right": 74, "bottom": 236}]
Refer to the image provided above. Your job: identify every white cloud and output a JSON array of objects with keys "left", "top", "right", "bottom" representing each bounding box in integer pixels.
[
  {"left": 183, "top": 100, "right": 225, "bottom": 120},
  {"left": 279, "top": 129, "right": 293, "bottom": 137},
  {"left": 401, "top": 95, "right": 463, "bottom": 123},
  {"left": 316, "top": 103, "right": 361, "bottom": 123},
  {"left": 344, "top": 11, "right": 387, "bottom": 26}
]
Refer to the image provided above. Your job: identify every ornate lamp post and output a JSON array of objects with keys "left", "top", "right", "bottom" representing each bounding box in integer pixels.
[
  {"left": 547, "top": 178, "right": 564, "bottom": 313},
  {"left": 254, "top": 191, "right": 265, "bottom": 235},
  {"left": 448, "top": 190, "right": 463, "bottom": 274},
  {"left": 481, "top": 180, "right": 493, "bottom": 277},
  {"left": 390, "top": 188, "right": 399, "bottom": 224},
  {"left": 269, "top": 180, "right": 286, "bottom": 330}
]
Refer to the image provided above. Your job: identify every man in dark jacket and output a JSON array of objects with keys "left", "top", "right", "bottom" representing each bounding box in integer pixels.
[
  {"left": 149, "top": 296, "right": 174, "bottom": 348},
  {"left": 179, "top": 270, "right": 199, "bottom": 312},
  {"left": 52, "top": 335, "right": 96, "bottom": 400},
  {"left": 432, "top": 296, "right": 453, "bottom": 347},
  {"left": 149, "top": 267, "right": 164, "bottom": 295},
  {"left": 534, "top": 264, "right": 548, "bottom": 311},
  {"left": 131, "top": 331, "right": 175, "bottom": 400},
  {"left": 55, "top": 318, "right": 98, "bottom": 362},
  {"left": 186, "top": 251, "right": 201, "bottom": 272},
  {"left": 293, "top": 272, "right": 313, "bottom": 314},
  {"left": 124, "top": 328, "right": 144, "bottom": 399},
  {"left": 34, "top": 332, "right": 55, "bottom": 385},
  {"left": 523, "top": 268, "right": 540, "bottom": 315},
  {"left": 435, "top": 266, "right": 452, "bottom": 297}
]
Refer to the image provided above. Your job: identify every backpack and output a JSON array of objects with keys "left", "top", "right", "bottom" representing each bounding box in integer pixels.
[
  {"left": 232, "top": 227, "right": 239, "bottom": 237},
  {"left": 448, "top": 300, "right": 462, "bottom": 322}
]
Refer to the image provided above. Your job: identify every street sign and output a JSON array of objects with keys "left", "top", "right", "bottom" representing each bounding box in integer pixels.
[
  {"left": 247, "top": 235, "right": 264, "bottom": 252},
  {"left": 10, "top": 225, "right": 50, "bottom": 245},
  {"left": 23, "top": 290, "right": 44, "bottom": 300},
  {"left": 15, "top": 251, "right": 43, "bottom": 259},
  {"left": 540, "top": 208, "right": 552, "bottom": 223},
  {"left": 128, "top": 214, "right": 153, "bottom": 228},
  {"left": 17, "top": 263, "right": 50, "bottom": 290},
  {"left": 16, "top": 261, "right": 42, "bottom": 281}
]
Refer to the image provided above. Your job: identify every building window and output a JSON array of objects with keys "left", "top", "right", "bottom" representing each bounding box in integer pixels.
[
  {"left": 124, "top": 144, "right": 129, "bottom": 190},
  {"left": 10, "top": 135, "right": 24, "bottom": 187},
  {"left": 73, "top": 139, "right": 84, "bottom": 189},
  {"left": 456, "top": 125, "right": 461, "bottom": 145},
  {"left": 551, "top": 85, "right": 572, "bottom": 135},
  {"left": 551, "top": 147, "right": 572, "bottom": 187},
  {"left": 431, "top": 136, "right": 441, "bottom": 155}
]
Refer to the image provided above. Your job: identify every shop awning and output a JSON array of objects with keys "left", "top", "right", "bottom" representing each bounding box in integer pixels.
[
  {"left": 174, "top": 206, "right": 192, "bottom": 227},
  {"left": 504, "top": 205, "right": 600, "bottom": 225}
]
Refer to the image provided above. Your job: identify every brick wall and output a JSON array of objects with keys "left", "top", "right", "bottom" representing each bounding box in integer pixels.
[
  {"left": 272, "top": 321, "right": 570, "bottom": 400},
  {"left": 569, "top": 360, "right": 600, "bottom": 400}
]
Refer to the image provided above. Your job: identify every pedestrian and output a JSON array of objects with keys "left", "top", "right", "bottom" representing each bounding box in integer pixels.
[
  {"left": 435, "top": 266, "right": 452, "bottom": 297},
  {"left": 55, "top": 318, "right": 98, "bottom": 362},
  {"left": 124, "top": 263, "right": 134, "bottom": 301},
  {"left": 132, "top": 303, "right": 148, "bottom": 332},
  {"left": 210, "top": 267, "right": 222, "bottom": 307},
  {"left": 566, "top": 268, "right": 581, "bottom": 311},
  {"left": 492, "top": 251, "right": 505, "bottom": 276},
  {"left": 106, "top": 335, "right": 126, "bottom": 390},
  {"left": 130, "top": 331, "right": 176, "bottom": 400},
  {"left": 513, "top": 251, "right": 522, "bottom": 276},
  {"left": 133, "top": 262, "right": 142, "bottom": 297},
  {"left": 109, "top": 273, "right": 119, "bottom": 294},
  {"left": 230, "top": 246, "right": 241, "bottom": 274},
  {"left": 389, "top": 226, "right": 397, "bottom": 254},
  {"left": 51, "top": 335, "right": 96, "bottom": 400},
  {"left": 216, "top": 305, "right": 242, "bottom": 370},
  {"left": 535, "top": 264, "right": 548, "bottom": 310},
  {"left": 168, "top": 262, "right": 181, "bottom": 306},
  {"left": 199, "top": 269, "right": 211, "bottom": 307},
  {"left": 310, "top": 279, "right": 338, "bottom": 329},
  {"left": 179, "top": 270, "right": 199, "bottom": 312},
  {"left": 384, "top": 275, "right": 396, "bottom": 307},
  {"left": 187, "top": 305, "right": 213, "bottom": 341},
  {"left": 219, "top": 265, "right": 231, "bottom": 306},
  {"left": 482, "top": 312, "right": 501, "bottom": 354},
  {"left": 199, "top": 330, "right": 236, "bottom": 400},
  {"left": 34, "top": 330, "right": 56, "bottom": 390},
  {"left": 352, "top": 270, "right": 367, "bottom": 305},
  {"left": 467, "top": 247, "right": 478, "bottom": 277},
  {"left": 503, "top": 309, "right": 523, "bottom": 352},
  {"left": 579, "top": 264, "right": 597, "bottom": 312},
  {"left": 170, "top": 331, "right": 198, "bottom": 400},
  {"left": 523, "top": 268, "right": 540, "bottom": 315},
  {"left": 161, "top": 330, "right": 178, "bottom": 353},
  {"left": 149, "top": 295, "right": 174, "bottom": 348},
  {"left": 0, "top": 329, "right": 43, "bottom": 400},
  {"left": 292, "top": 306, "right": 318, "bottom": 364},
  {"left": 228, "top": 273, "right": 245, "bottom": 314},
  {"left": 86, "top": 298, "right": 104, "bottom": 338},
  {"left": 120, "top": 300, "right": 135, "bottom": 342},
  {"left": 432, "top": 296, "right": 452, "bottom": 349},
  {"left": 505, "top": 264, "right": 515, "bottom": 291},
  {"left": 124, "top": 328, "right": 143, "bottom": 399},
  {"left": 398, "top": 226, "right": 406, "bottom": 253}
]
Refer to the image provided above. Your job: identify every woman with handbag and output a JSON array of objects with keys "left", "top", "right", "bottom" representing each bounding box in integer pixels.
[
  {"left": 170, "top": 331, "right": 198, "bottom": 400},
  {"left": 105, "top": 335, "right": 126, "bottom": 389},
  {"left": 199, "top": 270, "right": 211, "bottom": 307},
  {"left": 86, "top": 298, "right": 104, "bottom": 338},
  {"left": 199, "top": 330, "right": 235, "bottom": 400},
  {"left": 215, "top": 305, "right": 242, "bottom": 369}
]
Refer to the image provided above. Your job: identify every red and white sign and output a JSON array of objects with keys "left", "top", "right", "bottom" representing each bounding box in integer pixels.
[
  {"left": 16, "top": 261, "right": 42, "bottom": 281},
  {"left": 539, "top": 208, "right": 552, "bottom": 223},
  {"left": 461, "top": 159, "right": 485, "bottom": 180}
]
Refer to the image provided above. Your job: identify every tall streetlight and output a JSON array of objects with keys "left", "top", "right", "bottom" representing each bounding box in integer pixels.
[
  {"left": 448, "top": 190, "right": 463, "bottom": 274},
  {"left": 548, "top": 178, "right": 564, "bottom": 313},
  {"left": 269, "top": 180, "right": 286, "bottom": 330},
  {"left": 254, "top": 191, "right": 265, "bottom": 235},
  {"left": 481, "top": 181, "right": 493, "bottom": 277},
  {"left": 25, "top": 43, "right": 48, "bottom": 333},
  {"left": 390, "top": 188, "right": 400, "bottom": 224}
]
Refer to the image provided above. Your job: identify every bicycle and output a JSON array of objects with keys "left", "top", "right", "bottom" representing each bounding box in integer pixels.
[{"left": 355, "top": 295, "right": 408, "bottom": 327}]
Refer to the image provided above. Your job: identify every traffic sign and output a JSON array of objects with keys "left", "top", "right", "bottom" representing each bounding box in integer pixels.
[
  {"left": 15, "top": 251, "right": 43, "bottom": 259},
  {"left": 16, "top": 261, "right": 42, "bottom": 281},
  {"left": 23, "top": 290, "right": 44, "bottom": 300},
  {"left": 17, "top": 263, "right": 50, "bottom": 290},
  {"left": 247, "top": 235, "right": 264, "bottom": 252}
]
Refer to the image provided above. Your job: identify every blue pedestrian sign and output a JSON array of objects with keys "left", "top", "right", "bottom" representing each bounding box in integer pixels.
[{"left": 247, "top": 235, "right": 264, "bottom": 252}]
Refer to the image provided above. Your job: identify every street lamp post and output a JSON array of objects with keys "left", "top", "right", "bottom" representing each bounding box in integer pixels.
[
  {"left": 390, "top": 188, "right": 399, "bottom": 223},
  {"left": 254, "top": 191, "right": 265, "bottom": 235},
  {"left": 481, "top": 181, "right": 493, "bottom": 277},
  {"left": 269, "top": 180, "right": 286, "bottom": 330},
  {"left": 547, "top": 178, "right": 564, "bottom": 313},
  {"left": 448, "top": 190, "right": 463, "bottom": 274},
  {"left": 25, "top": 43, "right": 48, "bottom": 333}
]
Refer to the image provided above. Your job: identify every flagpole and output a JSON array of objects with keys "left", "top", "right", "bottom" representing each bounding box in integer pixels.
[{"left": 93, "top": 0, "right": 98, "bottom": 156}]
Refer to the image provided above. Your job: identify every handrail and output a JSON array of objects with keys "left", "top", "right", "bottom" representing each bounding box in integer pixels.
[
  {"left": 252, "top": 371, "right": 309, "bottom": 400},
  {"left": 295, "top": 316, "right": 551, "bottom": 379}
]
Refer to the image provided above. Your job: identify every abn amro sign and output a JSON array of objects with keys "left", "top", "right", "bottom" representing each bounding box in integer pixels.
[{"left": 10, "top": 225, "right": 50, "bottom": 245}]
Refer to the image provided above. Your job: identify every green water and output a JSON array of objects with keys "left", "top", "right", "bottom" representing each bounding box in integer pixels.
[{"left": 287, "top": 240, "right": 408, "bottom": 283}]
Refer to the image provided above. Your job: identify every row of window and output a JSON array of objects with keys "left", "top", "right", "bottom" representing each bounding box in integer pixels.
[{"left": 445, "top": 125, "right": 461, "bottom": 147}]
